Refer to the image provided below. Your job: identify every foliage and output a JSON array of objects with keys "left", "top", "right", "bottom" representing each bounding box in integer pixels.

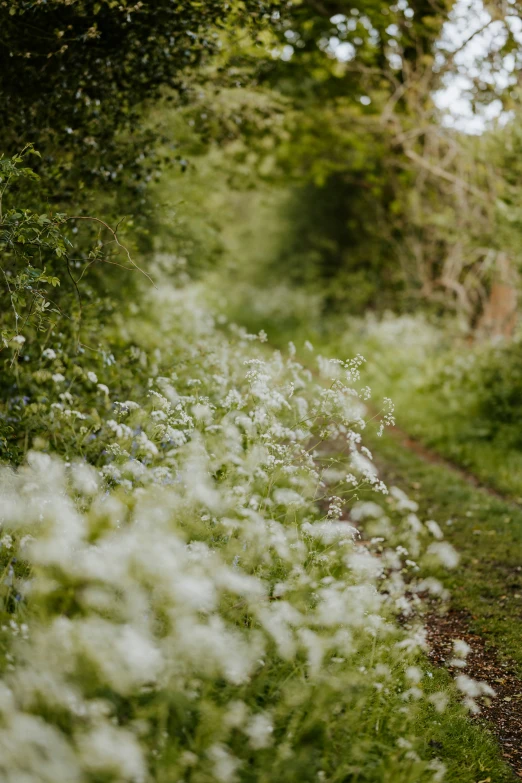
[
  {"left": 0, "top": 147, "right": 151, "bottom": 360},
  {"left": 191, "top": 0, "right": 522, "bottom": 319},
  {"left": 6, "top": 0, "right": 522, "bottom": 322},
  {"left": 473, "top": 342, "right": 522, "bottom": 432},
  {"left": 0, "top": 0, "right": 271, "bottom": 200},
  {"left": 1, "top": 2, "right": 521, "bottom": 779},
  {"left": 0, "top": 147, "right": 68, "bottom": 348},
  {"left": 0, "top": 279, "right": 509, "bottom": 783},
  {"left": 0, "top": 146, "right": 160, "bottom": 467},
  {"left": 419, "top": 336, "right": 522, "bottom": 452}
]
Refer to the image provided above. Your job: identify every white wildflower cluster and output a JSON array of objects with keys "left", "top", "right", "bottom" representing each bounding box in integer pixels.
[
  {"left": 0, "top": 288, "right": 482, "bottom": 781},
  {"left": 360, "top": 312, "right": 441, "bottom": 355}
]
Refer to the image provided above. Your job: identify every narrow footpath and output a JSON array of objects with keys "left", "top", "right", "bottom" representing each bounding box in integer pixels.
[{"left": 366, "top": 424, "right": 522, "bottom": 777}]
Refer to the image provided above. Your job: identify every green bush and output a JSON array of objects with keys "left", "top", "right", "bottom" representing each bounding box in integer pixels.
[{"left": 473, "top": 342, "right": 522, "bottom": 443}]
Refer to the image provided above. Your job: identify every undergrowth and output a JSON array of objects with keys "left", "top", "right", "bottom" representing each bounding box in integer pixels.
[{"left": 0, "top": 273, "right": 514, "bottom": 781}]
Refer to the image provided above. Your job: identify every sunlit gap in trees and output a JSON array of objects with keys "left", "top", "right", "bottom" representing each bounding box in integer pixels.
[
  {"left": 271, "top": 0, "right": 522, "bottom": 135},
  {"left": 434, "top": 0, "right": 522, "bottom": 133}
]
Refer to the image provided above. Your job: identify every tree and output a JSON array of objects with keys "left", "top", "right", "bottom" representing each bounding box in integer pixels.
[
  {"left": 210, "top": 0, "right": 522, "bottom": 318},
  {"left": 0, "top": 0, "right": 273, "bottom": 203}
]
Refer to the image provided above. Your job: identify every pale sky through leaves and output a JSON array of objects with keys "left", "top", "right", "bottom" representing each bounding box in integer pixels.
[{"left": 434, "top": 0, "right": 522, "bottom": 133}]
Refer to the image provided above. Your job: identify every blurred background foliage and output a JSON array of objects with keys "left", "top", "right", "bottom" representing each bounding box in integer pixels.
[{"left": 144, "top": 0, "right": 522, "bottom": 323}]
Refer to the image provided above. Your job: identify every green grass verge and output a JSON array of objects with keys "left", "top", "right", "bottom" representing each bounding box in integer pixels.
[
  {"left": 415, "top": 668, "right": 515, "bottom": 783},
  {"left": 364, "top": 425, "right": 522, "bottom": 676},
  {"left": 365, "top": 366, "right": 522, "bottom": 502}
]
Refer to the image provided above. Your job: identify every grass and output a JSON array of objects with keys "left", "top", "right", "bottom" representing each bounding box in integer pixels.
[
  {"left": 364, "top": 424, "right": 522, "bottom": 676},
  {"left": 415, "top": 668, "right": 516, "bottom": 783},
  {"left": 365, "top": 368, "right": 522, "bottom": 502}
]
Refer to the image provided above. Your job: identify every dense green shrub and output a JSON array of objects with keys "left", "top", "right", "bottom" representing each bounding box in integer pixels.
[
  {"left": 470, "top": 343, "right": 522, "bottom": 444},
  {"left": 0, "top": 0, "right": 269, "bottom": 198}
]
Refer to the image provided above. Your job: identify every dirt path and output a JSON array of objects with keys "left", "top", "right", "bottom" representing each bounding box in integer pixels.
[
  {"left": 427, "top": 609, "right": 522, "bottom": 778},
  {"left": 377, "top": 424, "right": 522, "bottom": 777}
]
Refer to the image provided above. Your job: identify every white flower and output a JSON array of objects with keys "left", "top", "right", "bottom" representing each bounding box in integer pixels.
[
  {"left": 426, "top": 520, "right": 444, "bottom": 540},
  {"left": 0, "top": 711, "right": 82, "bottom": 782},
  {"left": 350, "top": 451, "right": 378, "bottom": 479},
  {"left": 42, "top": 348, "right": 57, "bottom": 359},
  {"left": 86, "top": 371, "right": 98, "bottom": 383},
  {"left": 390, "top": 486, "right": 418, "bottom": 513},
  {"left": 396, "top": 627, "right": 428, "bottom": 653},
  {"left": 455, "top": 674, "right": 495, "bottom": 699},
  {"left": 135, "top": 431, "right": 159, "bottom": 457},
  {"left": 428, "top": 692, "right": 449, "bottom": 713},
  {"left": 224, "top": 701, "right": 249, "bottom": 729},
  {"left": 11, "top": 335, "right": 26, "bottom": 346},
  {"left": 350, "top": 501, "right": 384, "bottom": 521},
  {"left": 453, "top": 639, "right": 472, "bottom": 658},
  {"left": 77, "top": 725, "right": 145, "bottom": 782},
  {"left": 405, "top": 666, "right": 422, "bottom": 684},
  {"left": 1, "top": 535, "right": 13, "bottom": 550},
  {"left": 273, "top": 488, "right": 305, "bottom": 506},
  {"left": 97, "top": 383, "right": 109, "bottom": 395},
  {"left": 71, "top": 463, "right": 99, "bottom": 496},
  {"left": 180, "top": 751, "right": 198, "bottom": 767},
  {"left": 303, "top": 520, "right": 357, "bottom": 544},
  {"left": 208, "top": 744, "right": 241, "bottom": 782},
  {"left": 449, "top": 658, "right": 467, "bottom": 669},
  {"left": 428, "top": 759, "right": 447, "bottom": 782},
  {"left": 52, "top": 373, "right": 65, "bottom": 384},
  {"left": 76, "top": 620, "right": 163, "bottom": 695},
  {"left": 245, "top": 713, "right": 274, "bottom": 749},
  {"left": 427, "top": 542, "right": 459, "bottom": 569}
]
